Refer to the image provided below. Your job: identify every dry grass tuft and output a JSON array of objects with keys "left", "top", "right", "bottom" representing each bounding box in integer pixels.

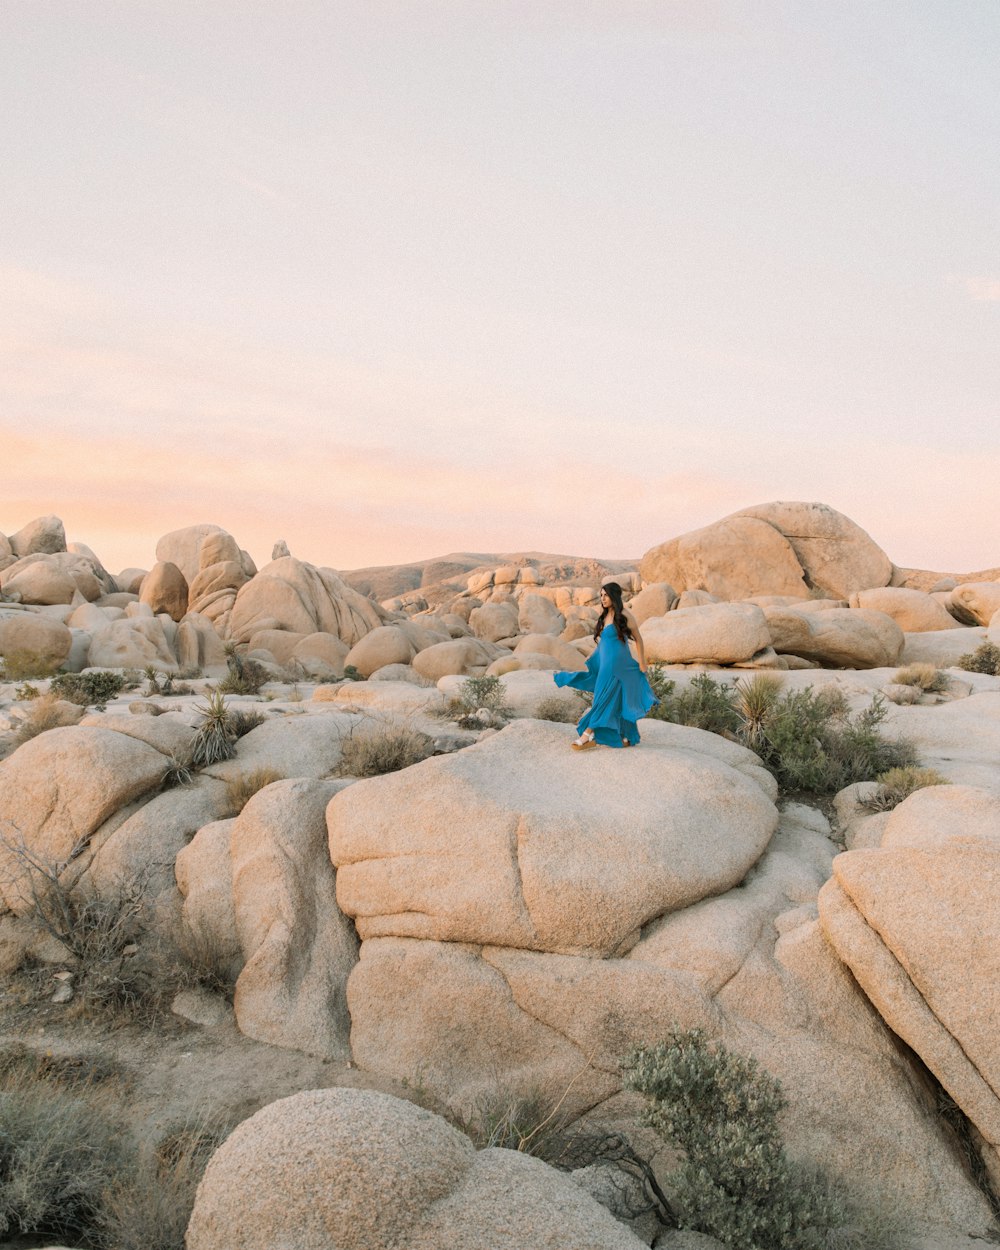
[
  {"left": 892, "top": 663, "right": 949, "bottom": 692},
  {"left": 533, "top": 695, "right": 584, "bottom": 723},
  {"left": 12, "top": 693, "right": 79, "bottom": 746},
  {"left": 337, "top": 723, "right": 434, "bottom": 777},
  {"left": 858, "top": 766, "right": 951, "bottom": 813},
  {"left": 224, "top": 767, "right": 283, "bottom": 815}
]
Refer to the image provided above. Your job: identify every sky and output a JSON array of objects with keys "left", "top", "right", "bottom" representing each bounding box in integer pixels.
[{"left": 2, "top": 0, "right": 998, "bottom": 576}]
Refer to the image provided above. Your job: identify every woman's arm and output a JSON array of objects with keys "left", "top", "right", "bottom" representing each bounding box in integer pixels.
[{"left": 624, "top": 609, "right": 647, "bottom": 671}]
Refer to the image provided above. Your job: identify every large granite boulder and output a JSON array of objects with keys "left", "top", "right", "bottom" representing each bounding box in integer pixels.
[
  {"left": 328, "top": 719, "right": 778, "bottom": 957},
  {"left": 231, "top": 779, "right": 358, "bottom": 1060},
  {"left": 819, "top": 785, "right": 1000, "bottom": 1189},
  {"left": 762, "top": 606, "right": 904, "bottom": 668},
  {"left": 642, "top": 603, "right": 771, "bottom": 665},
  {"left": 0, "top": 609, "right": 72, "bottom": 669},
  {"left": 139, "top": 561, "right": 189, "bottom": 621},
  {"left": 850, "top": 586, "right": 961, "bottom": 633},
  {"left": 228, "top": 557, "right": 384, "bottom": 648},
  {"left": 8, "top": 514, "right": 66, "bottom": 558},
  {"left": 0, "top": 726, "right": 167, "bottom": 912}
]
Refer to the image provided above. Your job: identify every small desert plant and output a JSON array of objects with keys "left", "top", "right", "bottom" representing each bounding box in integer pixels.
[
  {"left": 12, "top": 693, "right": 76, "bottom": 746},
  {"left": 456, "top": 674, "right": 512, "bottom": 718},
  {"left": 14, "top": 681, "right": 40, "bottom": 700},
  {"left": 337, "top": 723, "right": 434, "bottom": 777},
  {"left": 733, "top": 672, "right": 783, "bottom": 753},
  {"left": 224, "top": 766, "right": 283, "bottom": 814},
  {"left": 858, "top": 766, "right": 951, "bottom": 813},
  {"left": 161, "top": 751, "right": 194, "bottom": 789},
  {"left": 0, "top": 648, "right": 61, "bottom": 681},
  {"left": 645, "top": 663, "right": 676, "bottom": 705},
  {"left": 957, "top": 641, "right": 1000, "bottom": 676},
  {"left": 217, "top": 644, "right": 269, "bottom": 695},
  {"left": 173, "top": 925, "right": 240, "bottom": 1001},
  {"left": 459, "top": 1084, "right": 576, "bottom": 1163},
  {"left": 623, "top": 1029, "right": 904, "bottom": 1250},
  {"left": 533, "top": 694, "right": 585, "bottom": 723},
  {"left": 191, "top": 690, "right": 237, "bottom": 767},
  {"left": 343, "top": 663, "right": 364, "bottom": 681},
  {"left": 892, "top": 663, "right": 949, "bottom": 693},
  {"left": 50, "top": 668, "right": 130, "bottom": 707},
  {"left": 227, "top": 707, "right": 267, "bottom": 739}
]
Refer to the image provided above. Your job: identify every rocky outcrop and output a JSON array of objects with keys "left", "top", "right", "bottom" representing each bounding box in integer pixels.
[
  {"left": 849, "top": 586, "right": 961, "bottom": 633},
  {"left": 186, "top": 1088, "right": 648, "bottom": 1250},
  {"left": 762, "top": 606, "right": 904, "bottom": 668},
  {"left": 228, "top": 557, "right": 384, "bottom": 648}
]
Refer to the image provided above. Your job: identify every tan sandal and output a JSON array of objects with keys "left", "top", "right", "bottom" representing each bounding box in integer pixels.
[{"left": 572, "top": 731, "right": 596, "bottom": 751}]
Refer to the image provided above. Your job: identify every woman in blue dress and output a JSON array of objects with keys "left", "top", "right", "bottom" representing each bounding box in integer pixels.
[{"left": 553, "top": 582, "right": 657, "bottom": 750}]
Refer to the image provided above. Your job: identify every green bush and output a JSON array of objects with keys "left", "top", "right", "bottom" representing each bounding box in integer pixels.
[
  {"left": 646, "top": 669, "right": 742, "bottom": 735},
  {"left": 623, "top": 1029, "right": 903, "bottom": 1250},
  {"left": 457, "top": 674, "right": 511, "bottom": 717},
  {"left": 343, "top": 664, "right": 364, "bottom": 682},
  {"left": 50, "top": 669, "right": 133, "bottom": 707},
  {"left": 957, "top": 641, "right": 1000, "bottom": 676},
  {"left": 227, "top": 708, "right": 267, "bottom": 739}
]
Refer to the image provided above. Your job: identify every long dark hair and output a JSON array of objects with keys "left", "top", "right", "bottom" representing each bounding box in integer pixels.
[{"left": 593, "top": 581, "right": 634, "bottom": 643}]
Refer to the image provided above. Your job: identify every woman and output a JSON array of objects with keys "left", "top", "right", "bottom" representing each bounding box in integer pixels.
[{"left": 553, "top": 582, "right": 657, "bottom": 750}]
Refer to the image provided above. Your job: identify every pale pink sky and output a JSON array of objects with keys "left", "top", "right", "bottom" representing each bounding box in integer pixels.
[{"left": 2, "top": 2, "right": 998, "bottom": 575}]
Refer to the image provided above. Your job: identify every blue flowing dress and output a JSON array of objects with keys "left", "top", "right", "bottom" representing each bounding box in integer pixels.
[{"left": 553, "top": 624, "right": 658, "bottom": 747}]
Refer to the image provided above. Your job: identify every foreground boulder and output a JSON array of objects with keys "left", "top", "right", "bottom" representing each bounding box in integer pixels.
[
  {"left": 186, "top": 1088, "right": 647, "bottom": 1250},
  {"left": 0, "top": 727, "right": 168, "bottom": 912},
  {"left": 819, "top": 785, "right": 1000, "bottom": 1189},
  {"left": 329, "top": 719, "right": 778, "bottom": 957}
]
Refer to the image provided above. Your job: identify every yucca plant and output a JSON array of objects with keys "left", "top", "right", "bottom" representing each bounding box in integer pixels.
[
  {"left": 733, "top": 673, "right": 783, "bottom": 753},
  {"left": 190, "top": 690, "right": 237, "bottom": 767}
]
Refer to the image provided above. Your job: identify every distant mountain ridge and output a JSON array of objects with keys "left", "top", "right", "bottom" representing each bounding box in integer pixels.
[{"left": 337, "top": 551, "right": 639, "bottom": 603}]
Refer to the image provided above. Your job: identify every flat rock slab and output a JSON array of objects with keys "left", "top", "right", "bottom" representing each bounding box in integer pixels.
[{"left": 328, "top": 719, "right": 778, "bottom": 957}]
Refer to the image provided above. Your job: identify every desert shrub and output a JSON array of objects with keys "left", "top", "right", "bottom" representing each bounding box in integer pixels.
[
  {"left": 96, "top": 1118, "right": 232, "bottom": 1250},
  {"left": 191, "top": 690, "right": 237, "bottom": 767},
  {"left": 12, "top": 693, "right": 74, "bottom": 746},
  {"left": 0, "top": 1071, "right": 129, "bottom": 1243},
  {"left": 14, "top": 681, "right": 40, "bottom": 700},
  {"left": 644, "top": 663, "right": 676, "bottom": 706},
  {"left": 227, "top": 707, "right": 267, "bottom": 739},
  {"left": 338, "top": 723, "right": 434, "bottom": 777},
  {"left": 623, "top": 1029, "right": 904, "bottom": 1250},
  {"left": 225, "top": 766, "right": 283, "bottom": 814},
  {"left": 858, "top": 766, "right": 951, "bottom": 813},
  {"left": 457, "top": 673, "right": 511, "bottom": 715},
  {"left": 217, "top": 645, "right": 269, "bottom": 696},
  {"left": 533, "top": 694, "right": 585, "bottom": 723},
  {"left": 751, "top": 688, "right": 917, "bottom": 794},
  {"left": 173, "top": 925, "right": 240, "bottom": 1001},
  {"left": 957, "top": 641, "right": 1000, "bottom": 676},
  {"left": 892, "top": 663, "right": 949, "bottom": 693},
  {"left": 0, "top": 649, "right": 61, "bottom": 681},
  {"left": 343, "top": 663, "right": 364, "bottom": 681},
  {"left": 733, "top": 672, "right": 784, "bottom": 753},
  {"left": 648, "top": 671, "right": 742, "bottom": 736},
  {"left": 50, "top": 668, "right": 131, "bottom": 707}
]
